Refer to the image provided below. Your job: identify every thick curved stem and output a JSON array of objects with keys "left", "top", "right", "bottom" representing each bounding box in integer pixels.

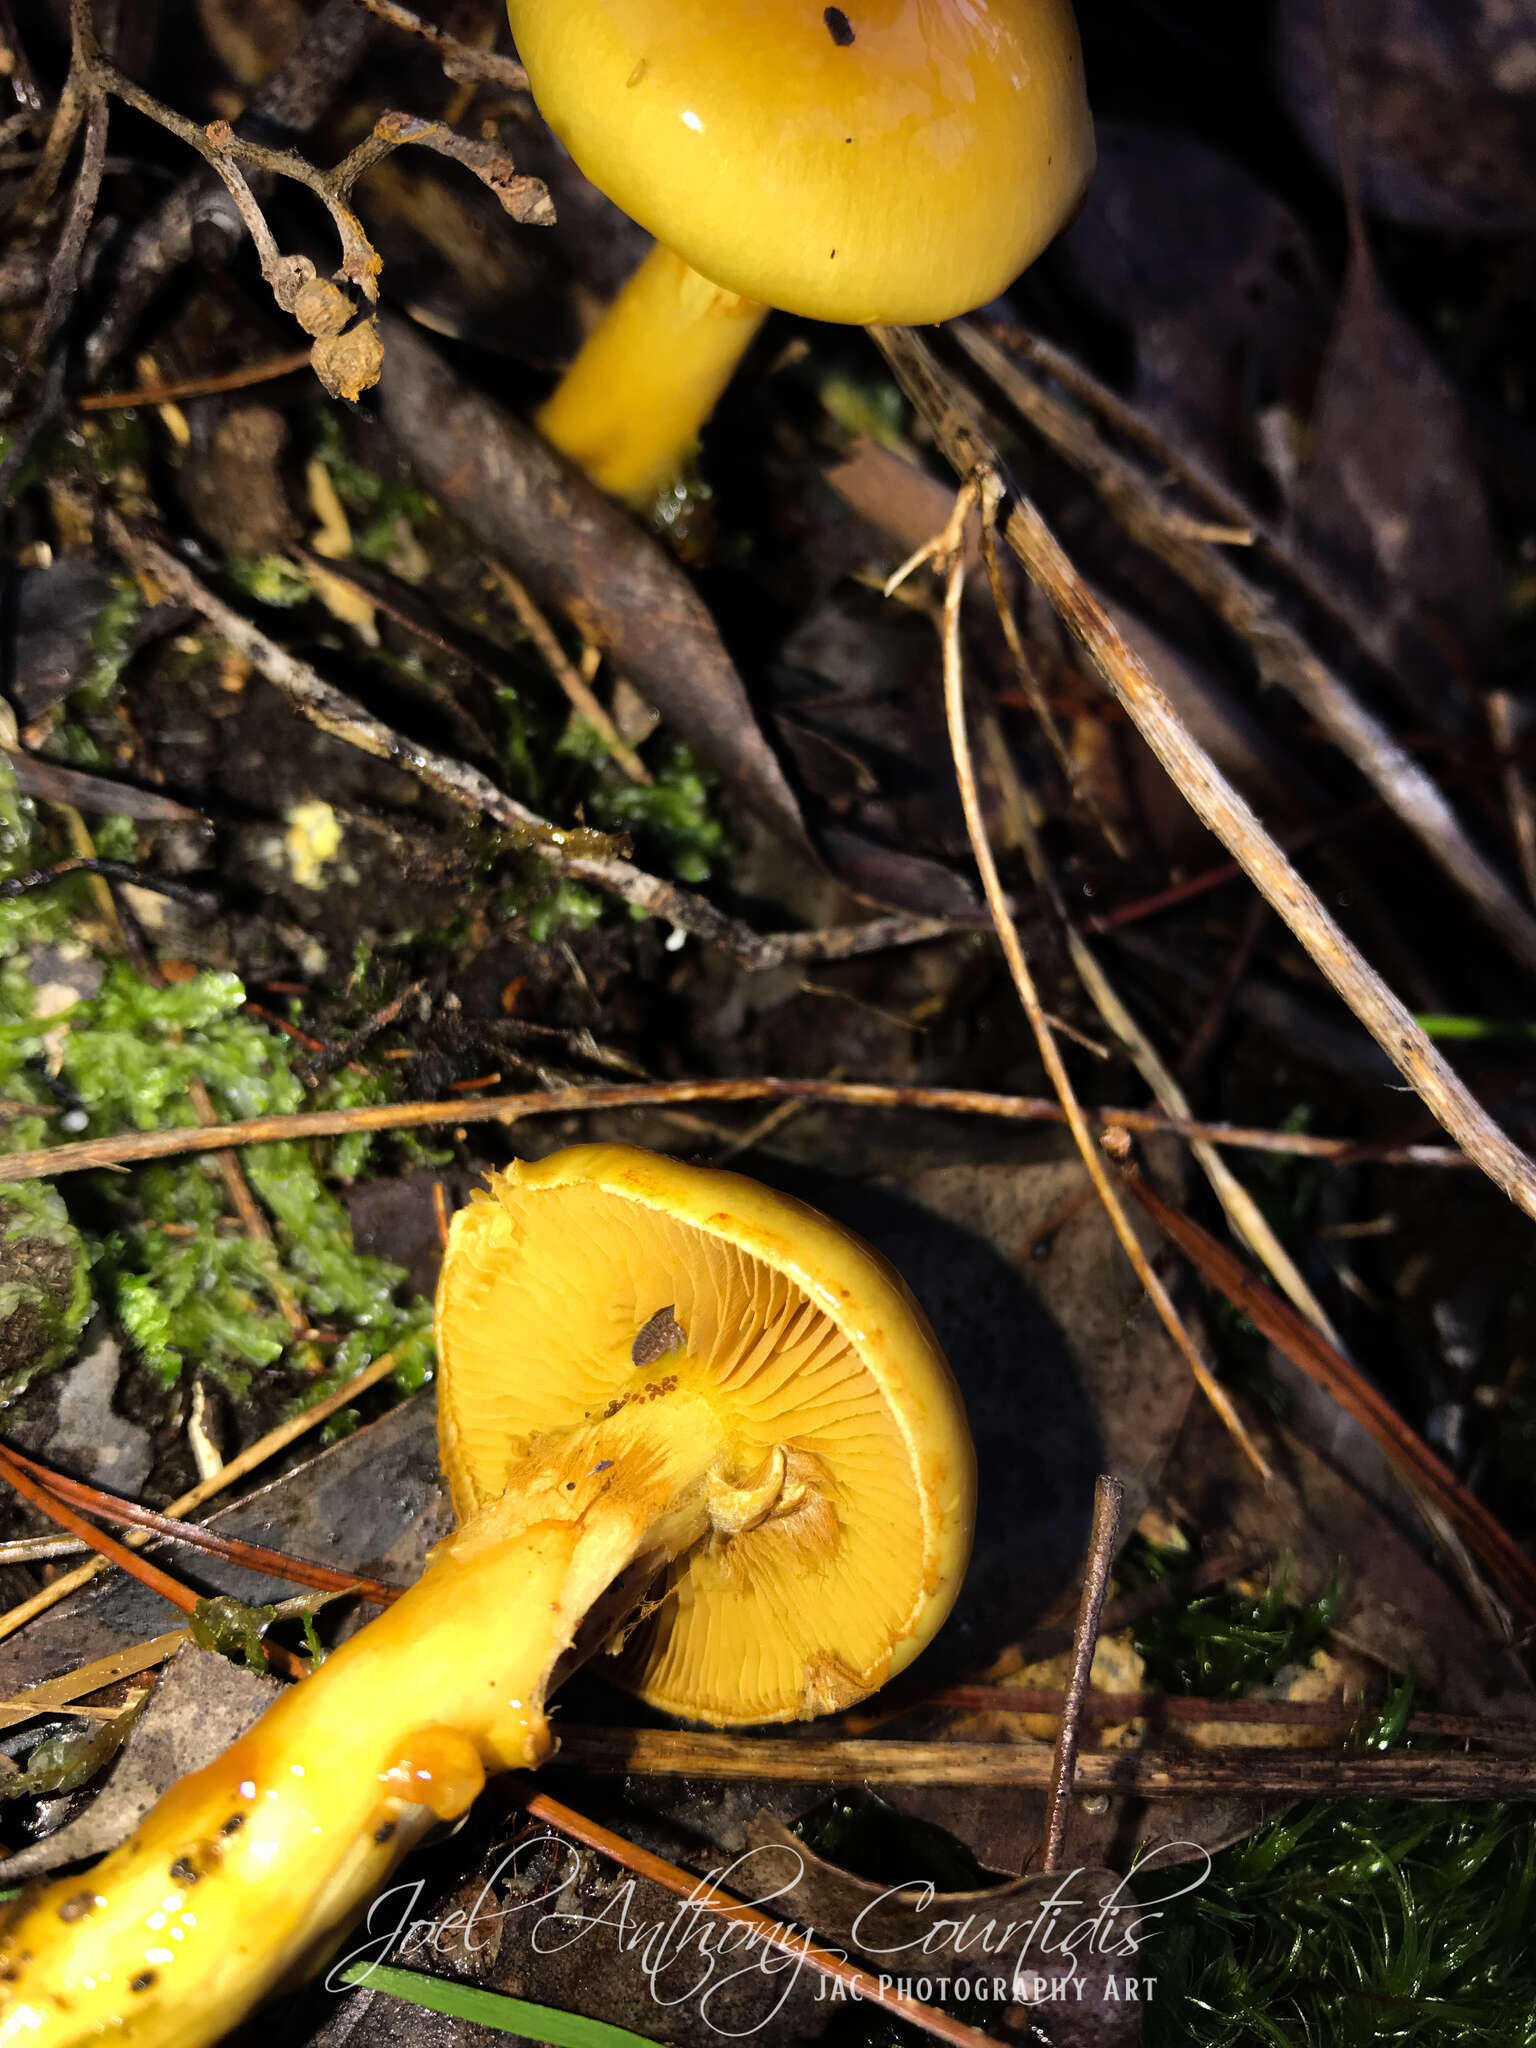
[
  {"left": 0, "top": 1396, "right": 728, "bottom": 2048},
  {"left": 538, "top": 242, "right": 768, "bottom": 507}
]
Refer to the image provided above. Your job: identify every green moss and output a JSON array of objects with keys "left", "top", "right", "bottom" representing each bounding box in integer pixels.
[
  {"left": 0, "top": 789, "right": 433, "bottom": 1402},
  {"left": 75, "top": 577, "right": 145, "bottom": 710},
  {"left": 309, "top": 411, "right": 435, "bottom": 538},
  {"left": 559, "top": 724, "right": 728, "bottom": 885},
  {"left": 1122, "top": 1536, "right": 1342, "bottom": 1697},
  {"left": 227, "top": 555, "right": 312, "bottom": 609},
  {"left": 191, "top": 1593, "right": 279, "bottom": 1673},
  {"left": 0, "top": 1180, "right": 92, "bottom": 1399},
  {"left": 1142, "top": 1801, "right": 1536, "bottom": 2047}
]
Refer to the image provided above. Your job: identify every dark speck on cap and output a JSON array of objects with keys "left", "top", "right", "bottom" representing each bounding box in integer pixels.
[{"left": 824, "top": 8, "right": 855, "bottom": 47}]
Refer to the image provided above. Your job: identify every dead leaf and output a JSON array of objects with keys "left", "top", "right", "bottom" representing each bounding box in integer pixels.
[
  {"left": 1298, "top": 240, "right": 1502, "bottom": 716},
  {"left": 1052, "top": 121, "right": 1332, "bottom": 500},
  {"left": 744, "top": 1813, "right": 1144, "bottom": 2048},
  {"left": 1273, "top": 0, "right": 1536, "bottom": 234},
  {"left": 378, "top": 312, "right": 813, "bottom": 853}
]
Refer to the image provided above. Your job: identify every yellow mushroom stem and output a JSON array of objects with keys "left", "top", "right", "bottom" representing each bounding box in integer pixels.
[
  {"left": 0, "top": 1383, "right": 791, "bottom": 2048},
  {"left": 536, "top": 242, "right": 769, "bottom": 507}
]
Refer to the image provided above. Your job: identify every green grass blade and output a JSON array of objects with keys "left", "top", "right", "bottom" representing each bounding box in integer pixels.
[{"left": 336, "top": 1959, "right": 668, "bottom": 2047}]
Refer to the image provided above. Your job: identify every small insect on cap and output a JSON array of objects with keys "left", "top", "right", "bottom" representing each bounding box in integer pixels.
[
  {"left": 504, "top": 0, "right": 1096, "bottom": 326},
  {"left": 435, "top": 1144, "right": 976, "bottom": 1724}
]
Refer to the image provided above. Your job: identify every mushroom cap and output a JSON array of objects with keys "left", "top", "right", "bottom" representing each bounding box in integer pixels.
[
  {"left": 435, "top": 1144, "right": 975, "bottom": 1724},
  {"left": 505, "top": 0, "right": 1095, "bottom": 326}
]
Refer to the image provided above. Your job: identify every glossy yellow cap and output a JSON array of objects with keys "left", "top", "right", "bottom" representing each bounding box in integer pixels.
[
  {"left": 436, "top": 1144, "right": 976, "bottom": 1724},
  {"left": 506, "top": 0, "right": 1095, "bottom": 325}
]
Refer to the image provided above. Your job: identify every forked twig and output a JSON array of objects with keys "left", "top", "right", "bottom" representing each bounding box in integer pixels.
[{"left": 35, "top": 0, "right": 550, "bottom": 405}]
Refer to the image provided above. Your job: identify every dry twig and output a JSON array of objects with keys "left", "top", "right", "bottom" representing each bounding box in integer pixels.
[
  {"left": 551, "top": 1730, "right": 1535, "bottom": 1800},
  {"left": 1041, "top": 1476, "right": 1122, "bottom": 1871},
  {"left": 952, "top": 318, "right": 1536, "bottom": 979},
  {"left": 350, "top": 0, "right": 529, "bottom": 89},
  {"left": 0, "top": 1075, "right": 1482, "bottom": 1185},
  {"left": 923, "top": 477, "right": 1268, "bottom": 1476},
  {"left": 870, "top": 325, "right": 1536, "bottom": 1221}
]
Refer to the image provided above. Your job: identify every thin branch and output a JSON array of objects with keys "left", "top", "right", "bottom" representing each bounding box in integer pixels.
[
  {"left": 931, "top": 479, "right": 1269, "bottom": 1478},
  {"left": 1041, "top": 1475, "right": 1122, "bottom": 1872},
  {"left": 0, "top": 1076, "right": 1481, "bottom": 1185},
  {"left": 951, "top": 318, "right": 1536, "bottom": 981},
  {"left": 869, "top": 325, "right": 1536, "bottom": 1222},
  {"left": 77, "top": 349, "right": 312, "bottom": 410},
  {"left": 0, "top": 858, "right": 214, "bottom": 910}
]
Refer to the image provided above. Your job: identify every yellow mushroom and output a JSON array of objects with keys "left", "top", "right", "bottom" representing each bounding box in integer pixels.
[
  {"left": 511, "top": 0, "right": 1096, "bottom": 505},
  {"left": 0, "top": 1145, "right": 974, "bottom": 2047}
]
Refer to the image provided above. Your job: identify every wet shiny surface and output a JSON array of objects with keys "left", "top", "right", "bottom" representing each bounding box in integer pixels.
[{"left": 505, "top": 0, "right": 1094, "bottom": 322}]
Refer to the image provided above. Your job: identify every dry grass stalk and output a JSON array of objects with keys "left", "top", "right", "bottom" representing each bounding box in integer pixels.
[
  {"left": 870, "top": 324, "right": 1536, "bottom": 1221},
  {"left": 926, "top": 482, "right": 1269, "bottom": 1477}
]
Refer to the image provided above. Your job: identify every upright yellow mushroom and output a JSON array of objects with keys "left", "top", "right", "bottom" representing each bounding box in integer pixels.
[
  {"left": 511, "top": 0, "right": 1096, "bottom": 503},
  {"left": 0, "top": 1146, "right": 974, "bottom": 2047}
]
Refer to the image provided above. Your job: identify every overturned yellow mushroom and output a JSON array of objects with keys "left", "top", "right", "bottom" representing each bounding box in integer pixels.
[{"left": 0, "top": 1145, "right": 974, "bottom": 2047}]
